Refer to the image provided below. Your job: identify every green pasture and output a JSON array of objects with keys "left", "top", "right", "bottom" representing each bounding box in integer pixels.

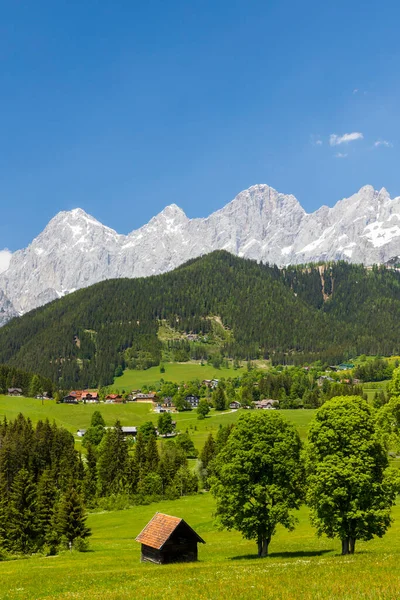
[
  {"left": 0, "top": 395, "right": 314, "bottom": 449},
  {"left": 363, "top": 380, "right": 389, "bottom": 402},
  {"left": 113, "top": 362, "right": 245, "bottom": 389},
  {"left": 1, "top": 492, "right": 400, "bottom": 599}
]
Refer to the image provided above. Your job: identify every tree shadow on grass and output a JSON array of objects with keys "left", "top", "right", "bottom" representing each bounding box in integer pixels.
[{"left": 229, "top": 549, "right": 333, "bottom": 561}]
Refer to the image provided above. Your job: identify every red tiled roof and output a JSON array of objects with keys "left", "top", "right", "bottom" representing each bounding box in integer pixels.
[{"left": 135, "top": 513, "right": 204, "bottom": 549}]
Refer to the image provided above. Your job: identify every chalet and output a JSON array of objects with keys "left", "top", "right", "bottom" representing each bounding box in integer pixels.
[
  {"left": 229, "top": 400, "right": 241, "bottom": 409},
  {"left": 68, "top": 390, "right": 84, "bottom": 401},
  {"left": 162, "top": 397, "right": 175, "bottom": 408},
  {"left": 154, "top": 404, "right": 166, "bottom": 414},
  {"left": 254, "top": 399, "right": 279, "bottom": 410},
  {"left": 132, "top": 392, "right": 158, "bottom": 403},
  {"left": 121, "top": 426, "right": 137, "bottom": 437},
  {"left": 105, "top": 394, "right": 123, "bottom": 403},
  {"left": 185, "top": 395, "right": 200, "bottom": 408},
  {"left": 136, "top": 512, "right": 205, "bottom": 564},
  {"left": 81, "top": 392, "right": 99, "bottom": 403},
  {"left": 202, "top": 379, "right": 219, "bottom": 389},
  {"left": 7, "top": 388, "right": 23, "bottom": 396},
  {"left": 328, "top": 363, "right": 355, "bottom": 372},
  {"left": 63, "top": 394, "right": 79, "bottom": 404}
]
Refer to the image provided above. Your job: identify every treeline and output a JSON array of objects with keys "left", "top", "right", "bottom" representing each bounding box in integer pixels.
[
  {"left": 1, "top": 251, "right": 400, "bottom": 387},
  {"left": 81, "top": 412, "right": 199, "bottom": 510},
  {"left": 0, "top": 365, "right": 55, "bottom": 397},
  {"left": 0, "top": 415, "right": 90, "bottom": 556},
  {"left": 128, "top": 368, "right": 367, "bottom": 412}
]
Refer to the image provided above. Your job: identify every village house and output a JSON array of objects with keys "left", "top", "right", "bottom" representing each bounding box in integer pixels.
[
  {"left": 77, "top": 429, "right": 87, "bottom": 437},
  {"left": 229, "top": 400, "right": 241, "bottom": 409},
  {"left": 162, "top": 397, "right": 175, "bottom": 408},
  {"left": 105, "top": 394, "right": 123, "bottom": 403},
  {"left": 81, "top": 392, "right": 99, "bottom": 403},
  {"left": 185, "top": 395, "right": 200, "bottom": 408},
  {"left": 7, "top": 388, "right": 23, "bottom": 396},
  {"left": 136, "top": 512, "right": 205, "bottom": 564},
  {"left": 132, "top": 392, "right": 158, "bottom": 402},
  {"left": 202, "top": 379, "right": 219, "bottom": 389},
  {"left": 254, "top": 399, "right": 280, "bottom": 410},
  {"left": 62, "top": 394, "right": 79, "bottom": 404},
  {"left": 121, "top": 426, "right": 137, "bottom": 438}
]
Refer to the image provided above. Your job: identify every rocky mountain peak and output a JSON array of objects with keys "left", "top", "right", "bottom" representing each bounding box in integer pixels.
[{"left": 0, "top": 183, "right": 400, "bottom": 321}]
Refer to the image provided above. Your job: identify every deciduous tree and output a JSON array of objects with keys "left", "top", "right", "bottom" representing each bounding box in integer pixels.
[
  {"left": 306, "top": 396, "right": 398, "bottom": 555},
  {"left": 210, "top": 411, "right": 304, "bottom": 557}
]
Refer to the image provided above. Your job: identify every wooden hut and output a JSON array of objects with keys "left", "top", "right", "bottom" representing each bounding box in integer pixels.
[{"left": 135, "top": 512, "right": 205, "bottom": 564}]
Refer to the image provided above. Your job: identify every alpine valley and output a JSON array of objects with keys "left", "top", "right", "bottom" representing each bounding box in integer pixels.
[{"left": 1, "top": 183, "right": 400, "bottom": 321}]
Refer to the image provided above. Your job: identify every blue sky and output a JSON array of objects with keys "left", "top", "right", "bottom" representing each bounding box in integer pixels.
[{"left": 1, "top": 0, "right": 399, "bottom": 252}]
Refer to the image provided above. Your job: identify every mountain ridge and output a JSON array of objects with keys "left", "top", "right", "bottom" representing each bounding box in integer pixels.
[
  {"left": 1, "top": 183, "right": 400, "bottom": 318},
  {"left": 0, "top": 251, "right": 400, "bottom": 388}
]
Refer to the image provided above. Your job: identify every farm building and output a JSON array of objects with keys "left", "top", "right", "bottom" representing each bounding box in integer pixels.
[
  {"left": 136, "top": 512, "right": 205, "bottom": 564},
  {"left": 229, "top": 400, "right": 241, "bottom": 409},
  {"left": 121, "top": 426, "right": 137, "bottom": 437},
  {"left": 62, "top": 394, "right": 79, "bottom": 404},
  {"left": 7, "top": 388, "right": 23, "bottom": 396},
  {"left": 254, "top": 399, "right": 280, "bottom": 409}
]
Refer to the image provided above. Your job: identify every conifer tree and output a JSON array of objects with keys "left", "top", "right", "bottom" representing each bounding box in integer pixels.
[
  {"left": 97, "top": 421, "right": 128, "bottom": 495},
  {"left": 200, "top": 433, "right": 216, "bottom": 469},
  {"left": 213, "top": 385, "right": 227, "bottom": 411},
  {"left": 133, "top": 431, "right": 147, "bottom": 479},
  {"left": 8, "top": 469, "right": 38, "bottom": 554},
  {"left": 57, "top": 484, "right": 91, "bottom": 546},
  {"left": 36, "top": 469, "right": 58, "bottom": 549},
  {"left": 29, "top": 374, "right": 42, "bottom": 398},
  {"left": 0, "top": 475, "right": 10, "bottom": 550},
  {"left": 90, "top": 411, "right": 106, "bottom": 428},
  {"left": 83, "top": 444, "right": 98, "bottom": 506},
  {"left": 145, "top": 435, "right": 160, "bottom": 474}
]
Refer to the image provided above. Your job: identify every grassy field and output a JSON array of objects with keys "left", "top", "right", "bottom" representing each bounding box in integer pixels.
[
  {"left": 0, "top": 395, "right": 314, "bottom": 449},
  {"left": 363, "top": 380, "right": 389, "bottom": 402},
  {"left": 113, "top": 362, "right": 246, "bottom": 389},
  {"left": 1, "top": 492, "right": 400, "bottom": 599}
]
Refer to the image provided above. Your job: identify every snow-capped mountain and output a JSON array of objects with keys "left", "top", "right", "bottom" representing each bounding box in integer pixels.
[{"left": 1, "top": 183, "right": 400, "bottom": 318}]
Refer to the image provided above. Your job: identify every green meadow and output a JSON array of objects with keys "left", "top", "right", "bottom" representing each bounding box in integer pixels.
[
  {"left": 113, "top": 362, "right": 245, "bottom": 389},
  {"left": 0, "top": 395, "right": 314, "bottom": 449},
  {"left": 1, "top": 397, "right": 400, "bottom": 598},
  {"left": 1, "top": 493, "right": 400, "bottom": 600}
]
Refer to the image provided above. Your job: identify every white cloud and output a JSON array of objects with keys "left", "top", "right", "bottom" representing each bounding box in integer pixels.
[
  {"left": 374, "top": 140, "right": 393, "bottom": 148},
  {"left": 353, "top": 89, "right": 359, "bottom": 94},
  {"left": 335, "top": 152, "right": 348, "bottom": 158},
  {"left": 315, "top": 139, "right": 323, "bottom": 146},
  {"left": 0, "top": 249, "right": 12, "bottom": 274},
  {"left": 330, "top": 132, "right": 364, "bottom": 146}
]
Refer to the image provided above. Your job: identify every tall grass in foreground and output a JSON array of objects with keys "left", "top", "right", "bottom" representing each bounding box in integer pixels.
[{"left": 1, "top": 494, "right": 400, "bottom": 599}]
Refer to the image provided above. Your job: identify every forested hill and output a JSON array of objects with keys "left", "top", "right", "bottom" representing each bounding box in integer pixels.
[{"left": 0, "top": 251, "right": 400, "bottom": 388}]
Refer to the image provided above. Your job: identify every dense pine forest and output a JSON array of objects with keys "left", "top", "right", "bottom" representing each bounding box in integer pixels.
[{"left": 0, "top": 251, "right": 399, "bottom": 388}]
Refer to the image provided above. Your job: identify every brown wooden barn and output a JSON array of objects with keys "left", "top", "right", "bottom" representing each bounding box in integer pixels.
[{"left": 135, "top": 512, "right": 205, "bottom": 564}]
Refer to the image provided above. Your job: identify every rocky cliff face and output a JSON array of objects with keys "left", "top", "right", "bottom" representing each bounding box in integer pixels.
[{"left": 1, "top": 183, "right": 400, "bottom": 317}]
